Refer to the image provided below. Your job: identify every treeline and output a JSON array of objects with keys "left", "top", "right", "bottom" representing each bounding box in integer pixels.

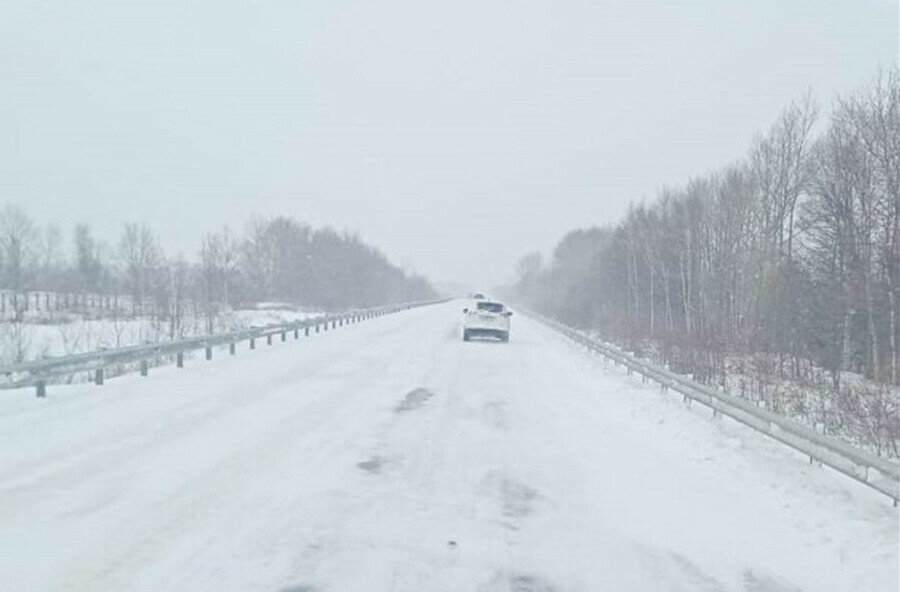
[
  {"left": 513, "top": 70, "right": 898, "bottom": 453},
  {"left": 0, "top": 210, "right": 435, "bottom": 328}
]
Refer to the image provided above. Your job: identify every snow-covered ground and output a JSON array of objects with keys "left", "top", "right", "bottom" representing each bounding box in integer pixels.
[
  {"left": 589, "top": 331, "right": 900, "bottom": 459},
  {"left": 0, "top": 307, "right": 320, "bottom": 366},
  {"left": 0, "top": 301, "right": 895, "bottom": 591}
]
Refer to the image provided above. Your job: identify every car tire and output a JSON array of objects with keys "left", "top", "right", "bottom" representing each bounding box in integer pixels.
[
  {"left": 500, "top": 332, "right": 509, "bottom": 343},
  {"left": 463, "top": 330, "right": 470, "bottom": 342}
]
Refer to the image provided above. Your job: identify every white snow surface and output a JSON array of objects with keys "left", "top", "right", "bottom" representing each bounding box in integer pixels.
[
  {"left": 0, "top": 301, "right": 896, "bottom": 591},
  {"left": 0, "top": 308, "right": 319, "bottom": 366}
]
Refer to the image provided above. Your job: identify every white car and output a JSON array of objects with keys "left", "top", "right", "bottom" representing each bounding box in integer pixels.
[{"left": 462, "top": 300, "right": 513, "bottom": 342}]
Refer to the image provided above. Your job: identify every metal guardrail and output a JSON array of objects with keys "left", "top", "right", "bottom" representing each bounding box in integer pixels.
[
  {"left": 1, "top": 300, "right": 447, "bottom": 398},
  {"left": 531, "top": 312, "right": 900, "bottom": 505}
]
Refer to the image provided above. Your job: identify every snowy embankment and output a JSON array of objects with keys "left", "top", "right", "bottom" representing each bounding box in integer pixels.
[
  {"left": 587, "top": 331, "right": 900, "bottom": 459},
  {"left": 0, "top": 305, "right": 320, "bottom": 366},
  {"left": 0, "top": 301, "right": 895, "bottom": 591}
]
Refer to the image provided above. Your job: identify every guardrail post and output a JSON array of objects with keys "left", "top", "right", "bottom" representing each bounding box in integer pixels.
[
  {"left": 205, "top": 346, "right": 213, "bottom": 361},
  {"left": 267, "top": 334, "right": 273, "bottom": 345},
  {"left": 229, "top": 342, "right": 236, "bottom": 355},
  {"left": 305, "top": 326, "right": 310, "bottom": 337},
  {"left": 36, "top": 380, "right": 46, "bottom": 398},
  {"left": 250, "top": 337, "right": 256, "bottom": 349},
  {"left": 339, "top": 318, "right": 344, "bottom": 327},
  {"left": 812, "top": 424, "right": 824, "bottom": 466},
  {"left": 281, "top": 331, "right": 286, "bottom": 342},
  {"left": 332, "top": 320, "right": 336, "bottom": 330},
  {"left": 177, "top": 352, "right": 184, "bottom": 368},
  {"left": 95, "top": 368, "right": 104, "bottom": 386},
  {"left": 294, "top": 327, "right": 299, "bottom": 339},
  {"left": 316, "top": 324, "right": 320, "bottom": 333},
  {"left": 140, "top": 360, "right": 148, "bottom": 377}
]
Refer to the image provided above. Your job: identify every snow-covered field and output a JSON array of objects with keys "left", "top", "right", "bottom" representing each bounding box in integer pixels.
[
  {"left": 0, "top": 301, "right": 895, "bottom": 591},
  {"left": 0, "top": 307, "right": 320, "bottom": 366}
]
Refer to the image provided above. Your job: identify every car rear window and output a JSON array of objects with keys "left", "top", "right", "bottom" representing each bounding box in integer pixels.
[{"left": 476, "top": 302, "right": 504, "bottom": 313}]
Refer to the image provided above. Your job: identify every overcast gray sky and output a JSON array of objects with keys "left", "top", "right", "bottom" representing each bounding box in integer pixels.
[{"left": 1, "top": 0, "right": 897, "bottom": 288}]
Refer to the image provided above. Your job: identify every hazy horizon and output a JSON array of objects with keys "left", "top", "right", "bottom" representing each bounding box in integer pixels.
[{"left": 2, "top": 0, "right": 897, "bottom": 288}]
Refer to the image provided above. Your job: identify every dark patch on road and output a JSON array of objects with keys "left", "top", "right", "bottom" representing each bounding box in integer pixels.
[
  {"left": 357, "top": 455, "right": 386, "bottom": 474},
  {"left": 743, "top": 571, "right": 803, "bottom": 592},
  {"left": 395, "top": 387, "right": 433, "bottom": 412},
  {"left": 500, "top": 477, "right": 540, "bottom": 519},
  {"left": 667, "top": 552, "right": 728, "bottom": 591},
  {"left": 278, "top": 586, "right": 319, "bottom": 592},
  {"left": 509, "top": 574, "right": 557, "bottom": 592},
  {"left": 479, "top": 471, "right": 543, "bottom": 522},
  {"left": 479, "top": 572, "right": 557, "bottom": 592}
]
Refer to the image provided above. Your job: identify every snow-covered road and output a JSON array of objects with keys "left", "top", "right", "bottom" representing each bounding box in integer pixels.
[{"left": 0, "top": 302, "right": 896, "bottom": 591}]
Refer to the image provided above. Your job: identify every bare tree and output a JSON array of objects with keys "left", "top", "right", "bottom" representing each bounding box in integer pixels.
[
  {"left": 841, "top": 69, "right": 900, "bottom": 384},
  {"left": 750, "top": 93, "right": 818, "bottom": 261},
  {"left": 119, "top": 223, "right": 162, "bottom": 316},
  {"left": 74, "top": 223, "right": 103, "bottom": 295},
  {"left": 0, "top": 206, "right": 37, "bottom": 321},
  {"left": 37, "top": 225, "right": 63, "bottom": 291}
]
